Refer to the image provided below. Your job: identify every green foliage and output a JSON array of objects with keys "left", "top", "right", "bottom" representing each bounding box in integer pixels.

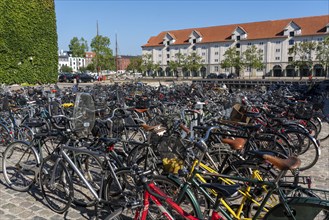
[
  {"left": 90, "top": 35, "right": 114, "bottom": 72},
  {"left": 69, "top": 37, "right": 88, "bottom": 57},
  {"left": 221, "top": 47, "right": 244, "bottom": 75},
  {"left": 60, "top": 65, "right": 73, "bottom": 73},
  {"left": 127, "top": 57, "right": 143, "bottom": 72},
  {"left": 288, "top": 41, "right": 316, "bottom": 76},
  {"left": 0, "top": 0, "right": 58, "bottom": 84},
  {"left": 184, "top": 52, "right": 202, "bottom": 75},
  {"left": 242, "top": 45, "right": 263, "bottom": 77},
  {"left": 316, "top": 36, "right": 329, "bottom": 76}
]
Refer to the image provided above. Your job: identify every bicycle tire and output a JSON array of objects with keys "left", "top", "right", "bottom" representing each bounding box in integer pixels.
[
  {"left": 2, "top": 141, "right": 39, "bottom": 191},
  {"left": 263, "top": 197, "right": 329, "bottom": 220},
  {"left": 69, "top": 151, "right": 103, "bottom": 207},
  {"left": 39, "top": 155, "right": 73, "bottom": 214},
  {"left": 284, "top": 129, "right": 320, "bottom": 171},
  {"left": 318, "top": 119, "right": 329, "bottom": 142},
  {"left": 0, "top": 122, "right": 12, "bottom": 152}
]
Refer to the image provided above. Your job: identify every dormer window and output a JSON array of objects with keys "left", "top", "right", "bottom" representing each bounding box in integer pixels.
[
  {"left": 284, "top": 21, "right": 301, "bottom": 37},
  {"left": 189, "top": 30, "right": 203, "bottom": 44},
  {"left": 326, "top": 23, "right": 329, "bottom": 33},
  {"left": 163, "top": 32, "right": 176, "bottom": 46},
  {"left": 232, "top": 26, "right": 247, "bottom": 41}
]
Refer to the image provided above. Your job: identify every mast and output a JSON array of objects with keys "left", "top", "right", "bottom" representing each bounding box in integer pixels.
[
  {"left": 115, "top": 33, "right": 118, "bottom": 74},
  {"left": 96, "top": 20, "right": 99, "bottom": 76}
]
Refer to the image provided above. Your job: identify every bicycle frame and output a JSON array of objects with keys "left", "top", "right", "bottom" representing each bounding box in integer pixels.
[{"left": 134, "top": 182, "right": 224, "bottom": 220}]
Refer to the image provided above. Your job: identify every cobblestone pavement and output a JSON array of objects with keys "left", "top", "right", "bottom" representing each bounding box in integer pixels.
[{"left": 0, "top": 133, "right": 328, "bottom": 219}]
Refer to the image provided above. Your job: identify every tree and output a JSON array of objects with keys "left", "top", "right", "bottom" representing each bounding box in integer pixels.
[
  {"left": 221, "top": 47, "right": 244, "bottom": 76},
  {"left": 60, "top": 65, "right": 73, "bottom": 73},
  {"left": 68, "top": 37, "right": 88, "bottom": 57},
  {"left": 184, "top": 52, "right": 202, "bottom": 77},
  {"left": 288, "top": 41, "right": 316, "bottom": 79},
  {"left": 127, "top": 57, "right": 143, "bottom": 73},
  {"left": 142, "top": 53, "right": 155, "bottom": 76},
  {"left": 316, "top": 36, "right": 329, "bottom": 78},
  {"left": 90, "top": 35, "right": 114, "bottom": 74},
  {"left": 86, "top": 63, "right": 96, "bottom": 72},
  {"left": 168, "top": 52, "right": 186, "bottom": 77},
  {"left": 242, "top": 45, "right": 264, "bottom": 78}
]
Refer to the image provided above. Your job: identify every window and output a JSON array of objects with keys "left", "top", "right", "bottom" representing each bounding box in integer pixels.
[
  {"left": 159, "top": 54, "right": 162, "bottom": 57},
  {"left": 289, "top": 39, "right": 294, "bottom": 45},
  {"left": 215, "top": 52, "right": 219, "bottom": 55},
  {"left": 318, "top": 38, "right": 323, "bottom": 41},
  {"left": 259, "top": 49, "right": 264, "bottom": 53},
  {"left": 247, "top": 43, "right": 252, "bottom": 45},
  {"left": 167, "top": 54, "right": 170, "bottom": 58},
  {"left": 225, "top": 44, "right": 229, "bottom": 47},
  {"left": 175, "top": 47, "right": 178, "bottom": 50},
  {"left": 236, "top": 36, "right": 241, "bottom": 41},
  {"left": 225, "top": 68, "right": 229, "bottom": 72},
  {"left": 202, "top": 46, "right": 206, "bottom": 49},
  {"left": 202, "top": 52, "right": 206, "bottom": 56},
  {"left": 276, "top": 41, "right": 280, "bottom": 44},
  {"left": 167, "top": 61, "right": 170, "bottom": 64},
  {"left": 276, "top": 49, "right": 280, "bottom": 52},
  {"left": 201, "top": 59, "right": 205, "bottom": 63},
  {"left": 303, "top": 39, "right": 308, "bottom": 42},
  {"left": 259, "top": 42, "right": 264, "bottom": 45},
  {"left": 275, "top": 57, "right": 280, "bottom": 60},
  {"left": 288, "top": 57, "right": 293, "bottom": 62},
  {"left": 167, "top": 41, "right": 170, "bottom": 45},
  {"left": 260, "top": 57, "right": 263, "bottom": 61},
  {"left": 166, "top": 47, "right": 170, "bottom": 52},
  {"left": 215, "top": 45, "right": 219, "bottom": 48},
  {"left": 236, "top": 51, "right": 240, "bottom": 55},
  {"left": 214, "top": 59, "right": 219, "bottom": 62},
  {"left": 247, "top": 67, "right": 251, "bottom": 71},
  {"left": 236, "top": 43, "right": 240, "bottom": 48},
  {"left": 192, "top": 46, "right": 196, "bottom": 50},
  {"left": 214, "top": 66, "right": 219, "bottom": 71},
  {"left": 193, "top": 39, "right": 196, "bottom": 44},
  {"left": 289, "top": 31, "right": 295, "bottom": 37}
]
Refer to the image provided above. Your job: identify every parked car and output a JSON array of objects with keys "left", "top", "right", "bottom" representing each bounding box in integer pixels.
[
  {"left": 228, "top": 73, "right": 238, "bottom": 79},
  {"left": 206, "top": 73, "right": 218, "bottom": 79},
  {"left": 58, "top": 72, "right": 74, "bottom": 82},
  {"left": 217, "top": 73, "right": 227, "bottom": 79},
  {"left": 76, "top": 73, "right": 96, "bottom": 83}
]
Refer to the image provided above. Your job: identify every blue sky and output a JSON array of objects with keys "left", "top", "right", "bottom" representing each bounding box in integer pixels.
[{"left": 55, "top": 0, "right": 329, "bottom": 56}]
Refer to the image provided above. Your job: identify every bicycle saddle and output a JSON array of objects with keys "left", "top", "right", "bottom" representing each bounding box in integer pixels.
[
  {"left": 220, "top": 138, "right": 246, "bottom": 150},
  {"left": 263, "top": 154, "right": 301, "bottom": 171}
]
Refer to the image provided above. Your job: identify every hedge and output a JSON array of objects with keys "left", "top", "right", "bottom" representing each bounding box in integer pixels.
[{"left": 0, "top": 0, "right": 58, "bottom": 84}]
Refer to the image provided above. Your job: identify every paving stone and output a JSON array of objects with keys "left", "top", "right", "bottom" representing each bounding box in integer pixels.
[{"left": 0, "top": 126, "right": 327, "bottom": 219}]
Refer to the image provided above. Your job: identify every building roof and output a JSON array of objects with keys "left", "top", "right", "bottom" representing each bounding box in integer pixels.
[{"left": 142, "top": 15, "right": 329, "bottom": 47}]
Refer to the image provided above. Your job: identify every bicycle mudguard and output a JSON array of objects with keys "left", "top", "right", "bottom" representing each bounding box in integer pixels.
[
  {"left": 167, "top": 174, "right": 204, "bottom": 219},
  {"left": 263, "top": 197, "right": 329, "bottom": 220}
]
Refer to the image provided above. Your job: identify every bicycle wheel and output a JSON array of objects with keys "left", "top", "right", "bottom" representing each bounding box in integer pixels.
[
  {"left": 39, "top": 155, "right": 73, "bottom": 213},
  {"left": 69, "top": 152, "right": 103, "bottom": 207},
  {"left": 318, "top": 119, "right": 329, "bottom": 142},
  {"left": 150, "top": 175, "right": 203, "bottom": 219},
  {"left": 104, "top": 167, "right": 138, "bottom": 219},
  {"left": 2, "top": 141, "right": 39, "bottom": 191},
  {"left": 0, "top": 123, "right": 12, "bottom": 153},
  {"left": 284, "top": 130, "right": 320, "bottom": 171},
  {"left": 264, "top": 197, "right": 329, "bottom": 220}
]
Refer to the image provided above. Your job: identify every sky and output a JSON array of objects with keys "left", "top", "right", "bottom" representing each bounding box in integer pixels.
[{"left": 55, "top": 0, "right": 329, "bottom": 56}]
